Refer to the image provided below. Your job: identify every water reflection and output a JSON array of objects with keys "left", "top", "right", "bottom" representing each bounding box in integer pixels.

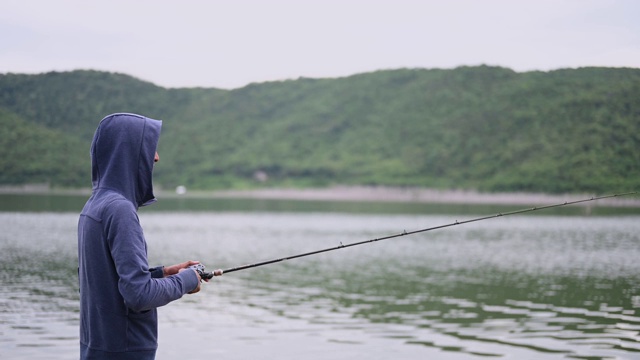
[
  {"left": 0, "top": 213, "right": 79, "bottom": 359},
  {"left": 200, "top": 213, "right": 640, "bottom": 359},
  {"left": 239, "top": 263, "right": 640, "bottom": 358},
  {"left": 1, "top": 205, "right": 639, "bottom": 359}
]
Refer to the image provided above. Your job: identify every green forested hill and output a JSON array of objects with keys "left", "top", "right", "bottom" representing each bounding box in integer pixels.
[{"left": 1, "top": 66, "right": 639, "bottom": 193}]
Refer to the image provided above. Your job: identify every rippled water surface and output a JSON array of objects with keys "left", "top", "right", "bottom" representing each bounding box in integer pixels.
[{"left": 1, "top": 198, "right": 640, "bottom": 359}]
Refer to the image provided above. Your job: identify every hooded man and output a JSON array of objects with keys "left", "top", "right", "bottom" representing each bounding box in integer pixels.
[{"left": 78, "top": 113, "right": 202, "bottom": 359}]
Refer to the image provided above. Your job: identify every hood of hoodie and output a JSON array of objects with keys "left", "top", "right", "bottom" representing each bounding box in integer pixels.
[{"left": 90, "top": 113, "right": 162, "bottom": 208}]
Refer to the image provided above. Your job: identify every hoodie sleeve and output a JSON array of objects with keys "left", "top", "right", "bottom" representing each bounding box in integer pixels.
[
  {"left": 105, "top": 199, "right": 199, "bottom": 312},
  {"left": 149, "top": 266, "right": 165, "bottom": 278}
]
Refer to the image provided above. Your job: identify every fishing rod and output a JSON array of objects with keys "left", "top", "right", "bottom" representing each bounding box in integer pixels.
[{"left": 193, "top": 191, "right": 638, "bottom": 280}]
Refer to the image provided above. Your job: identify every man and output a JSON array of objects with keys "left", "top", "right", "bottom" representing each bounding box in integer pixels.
[{"left": 78, "top": 113, "right": 202, "bottom": 359}]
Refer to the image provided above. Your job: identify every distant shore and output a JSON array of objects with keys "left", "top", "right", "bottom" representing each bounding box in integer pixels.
[
  {"left": 1, "top": 185, "right": 638, "bottom": 207},
  {"left": 171, "top": 186, "right": 640, "bottom": 207}
]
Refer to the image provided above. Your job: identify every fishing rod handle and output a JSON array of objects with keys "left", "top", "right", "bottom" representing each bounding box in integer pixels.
[{"left": 189, "top": 264, "right": 224, "bottom": 280}]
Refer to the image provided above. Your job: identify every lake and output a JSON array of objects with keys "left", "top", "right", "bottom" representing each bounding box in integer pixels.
[{"left": 1, "top": 193, "right": 640, "bottom": 359}]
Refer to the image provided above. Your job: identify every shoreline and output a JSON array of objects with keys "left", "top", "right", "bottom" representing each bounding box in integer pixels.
[
  {"left": 1, "top": 185, "right": 638, "bottom": 207},
  {"left": 172, "top": 186, "right": 640, "bottom": 207}
]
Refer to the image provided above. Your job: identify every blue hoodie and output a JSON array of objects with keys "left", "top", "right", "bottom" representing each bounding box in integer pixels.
[{"left": 78, "top": 113, "right": 199, "bottom": 358}]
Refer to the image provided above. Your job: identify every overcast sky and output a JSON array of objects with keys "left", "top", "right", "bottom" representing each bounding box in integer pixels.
[{"left": 1, "top": 0, "right": 638, "bottom": 89}]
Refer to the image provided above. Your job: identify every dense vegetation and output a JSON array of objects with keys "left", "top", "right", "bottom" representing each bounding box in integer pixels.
[{"left": 1, "top": 66, "right": 638, "bottom": 194}]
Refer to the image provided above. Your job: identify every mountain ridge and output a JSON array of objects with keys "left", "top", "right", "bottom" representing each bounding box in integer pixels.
[{"left": 1, "top": 66, "right": 638, "bottom": 193}]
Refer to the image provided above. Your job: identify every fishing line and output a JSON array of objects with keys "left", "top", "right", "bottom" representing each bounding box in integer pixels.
[{"left": 199, "top": 191, "right": 638, "bottom": 279}]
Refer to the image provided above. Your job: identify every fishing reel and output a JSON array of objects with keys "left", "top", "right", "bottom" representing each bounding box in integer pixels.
[{"left": 190, "top": 263, "right": 215, "bottom": 281}]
